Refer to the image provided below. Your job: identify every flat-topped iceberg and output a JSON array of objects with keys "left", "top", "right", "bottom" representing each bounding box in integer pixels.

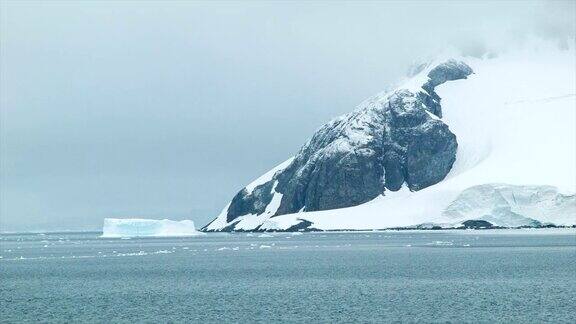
[{"left": 102, "top": 218, "right": 204, "bottom": 237}]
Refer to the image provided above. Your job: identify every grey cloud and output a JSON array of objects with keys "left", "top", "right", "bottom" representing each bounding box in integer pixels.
[{"left": 1, "top": 0, "right": 573, "bottom": 231}]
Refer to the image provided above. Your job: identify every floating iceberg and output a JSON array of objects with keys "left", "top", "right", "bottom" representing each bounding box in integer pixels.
[{"left": 102, "top": 218, "right": 204, "bottom": 237}]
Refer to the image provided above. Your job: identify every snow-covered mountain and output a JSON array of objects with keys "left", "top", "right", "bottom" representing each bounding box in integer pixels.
[{"left": 204, "top": 45, "right": 576, "bottom": 231}]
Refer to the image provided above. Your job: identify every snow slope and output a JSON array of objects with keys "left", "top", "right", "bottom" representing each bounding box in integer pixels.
[
  {"left": 209, "top": 44, "right": 576, "bottom": 231},
  {"left": 244, "top": 158, "right": 294, "bottom": 194},
  {"left": 102, "top": 218, "right": 204, "bottom": 237},
  {"left": 204, "top": 158, "right": 294, "bottom": 231}
]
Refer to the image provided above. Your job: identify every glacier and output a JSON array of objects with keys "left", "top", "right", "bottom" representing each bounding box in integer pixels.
[
  {"left": 205, "top": 43, "right": 576, "bottom": 231},
  {"left": 443, "top": 184, "right": 575, "bottom": 228},
  {"left": 102, "top": 218, "right": 204, "bottom": 237}
]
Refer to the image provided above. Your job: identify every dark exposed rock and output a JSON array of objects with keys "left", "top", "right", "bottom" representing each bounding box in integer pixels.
[
  {"left": 426, "top": 60, "right": 474, "bottom": 88},
  {"left": 215, "top": 60, "right": 473, "bottom": 229},
  {"left": 420, "top": 60, "right": 474, "bottom": 118},
  {"left": 283, "top": 219, "right": 316, "bottom": 232},
  {"left": 219, "top": 220, "right": 241, "bottom": 232},
  {"left": 227, "top": 181, "right": 274, "bottom": 222},
  {"left": 461, "top": 220, "right": 494, "bottom": 229}
]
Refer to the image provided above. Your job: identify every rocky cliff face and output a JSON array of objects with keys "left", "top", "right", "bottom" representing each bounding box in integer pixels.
[{"left": 205, "top": 60, "right": 473, "bottom": 231}]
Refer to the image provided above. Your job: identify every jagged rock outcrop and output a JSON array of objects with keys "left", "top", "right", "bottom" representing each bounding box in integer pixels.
[{"left": 205, "top": 60, "right": 473, "bottom": 231}]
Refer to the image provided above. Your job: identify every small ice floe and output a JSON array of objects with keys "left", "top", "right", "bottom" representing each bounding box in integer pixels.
[
  {"left": 259, "top": 245, "right": 272, "bottom": 249},
  {"left": 43, "top": 245, "right": 48, "bottom": 248},
  {"left": 462, "top": 244, "right": 471, "bottom": 247},
  {"left": 217, "top": 247, "right": 230, "bottom": 251},
  {"left": 154, "top": 250, "right": 172, "bottom": 254},
  {"left": 426, "top": 241, "right": 454, "bottom": 246},
  {"left": 405, "top": 244, "right": 412, "bottom": 247},
  {"left": 246, "top": 233, "right": 254, "bottom": 237},
  {"left": 71, "top": 255, "right": 94, "bottom": 259},
  {"left": 116, "top": 251, "right": 148, "bottom": 257},
  {"left": 232, "top": 247, "right": 240, "bottom": 251},
  {"left": 182, "top": 247, "right": 189, "bottom": 250},
  {"left": 258, "top": 234, "right": 273, "bottom": 238}
]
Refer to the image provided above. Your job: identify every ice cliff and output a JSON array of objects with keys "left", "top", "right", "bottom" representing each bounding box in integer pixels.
[{"left": 102, "top": 218, "right": 203, "bottom": 237}]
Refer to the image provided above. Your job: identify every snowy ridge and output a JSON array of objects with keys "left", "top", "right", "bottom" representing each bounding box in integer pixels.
[{"left": 244, "top": 158, "right": 294, "bottom": 194}]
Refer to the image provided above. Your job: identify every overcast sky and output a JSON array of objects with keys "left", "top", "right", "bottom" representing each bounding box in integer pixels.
[{"left": 1, "top": 0, "right": 574, "bottom": 231}]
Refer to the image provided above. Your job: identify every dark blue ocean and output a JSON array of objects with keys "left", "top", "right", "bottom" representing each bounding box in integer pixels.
[{"left": 1, "top": 229, "right": 575, "bottom": 323}]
